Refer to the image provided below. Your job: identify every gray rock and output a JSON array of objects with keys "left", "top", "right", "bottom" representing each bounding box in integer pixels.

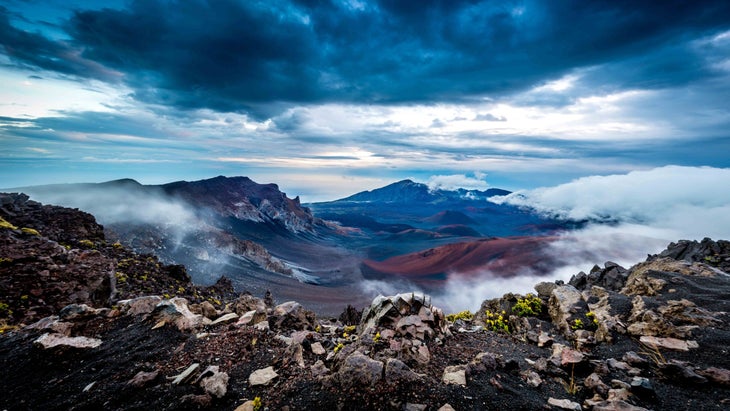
[
  {"left": 311, "top": 360, "right": 330, "bottom": 378},
  {"left": 520, "top": 370, "right": 542, "bottom": 387},
  {"left": 199, "top": 301, "right": 218, "bottom": 318},
  {"left": 698, "top": 367, "right": 730, "bottom": 386},
  {"left": 249, "top": 366, "right": 279, "bottom": 386},
  {"left": 209, "top": 312, "right": 238, "bottom": 326},
  {"left": 584, "top": 373, "right": 609, "bottom": 396},
  {"left": 151, "top": 298, "right": 209, "bottom": 331},
  {"left": 438, "top": 404, "right": 456, "bottom": 411},
  {"left": 591, "top": 400, "right": 649, "bottom": 411},
  {"left": 127, "top": 370, "right": 159, "bottom": 387},
  {"left": 658, "top": 360, "right": 707, "bottom": 384},
  {"left": 337, "top": 351, "right": 383, "bottom": 387},
  {"left": 630, "top": 376, "right": 656, "bottom": 400},
  {"left": 534, "top": 281, "right": 558, "bottom": 298},
  {"left": 33, "top": 333, "right": 102, "bottom": 349},
  {"left": 119, "top": 296, "right": 163, "bottom": 316},
  {"left": 270, "top": 301, "right": 315, "bottom": 331},
  {"left": 405, "top": 404, "right": 426, "bottom": 411},
  {"left": 311, "top": 342, "right": 326, "bottom": 355},
  {"left": 199, "top": 366, "right": 229, "bottom": 398},
  {"left": 547, "top": 397, "right": 581, "bottom": 410},
  {"left": 59, "top": 304, "right": 98, "bottom": 320},
  {"left": 384, "top": 358, "right": 421, "bottom": 383},
  {"left": 639, "top": 335, "right": 698, "bottom": 351},
  {"left": 442, "top": 365, "right": 467, "bottom": 386},
  {"left": 548, "top": 285, "right": 584, "bottom": 335},
  {"left": 170, "top": 363, "right": 200, "bottom": 385}
]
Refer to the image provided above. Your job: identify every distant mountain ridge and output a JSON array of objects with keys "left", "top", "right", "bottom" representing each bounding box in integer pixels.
[
  {"left": 333, "top": 179, "right": 511, "bottom": 204},
  {"left": 160, "top": 176, "right": 320, "bottom": 233}
]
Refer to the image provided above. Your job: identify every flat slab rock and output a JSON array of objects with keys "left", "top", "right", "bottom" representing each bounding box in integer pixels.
[
  {"left": 34, "top": 333, "right": 102, "bottom": 349},
  {"left": 639, "top": 335, "right": 698, "bottom": 351},
  {"left": 249, "top": 366, "right": 278, "bottom": 386}
]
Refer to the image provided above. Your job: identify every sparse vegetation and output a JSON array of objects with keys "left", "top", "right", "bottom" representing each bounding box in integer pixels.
[
  {"left": 512, "top": 293, "right": 543, "bottom": 317},
  {"left": 0, "top": 217, "right": 17, "bottom": 230},
  {"left": 252, "top": 396, "right": 262, "bottom": 411},
  {"left": 0, "top": 301, "right": 11, "bottom": 317},
  {"left": 562, "top": 364, "right": 580, "bottom": 395},
  {"left": 115, "top": 272, "right": 128, "bottom": 283},
  {"left": 373, "top": 332, "right": 381, "bottom": 343},
  {"left": 640, "top": 341, "right": 667, "bottom": 366},
  {"left": 571, "top": 318, "right": 584, "bottom": 330},
  {"left": 334, "top": 342, "right": 345, "bottom": 353},
  {"left": 484, "top": 310, "right": 510, "bottom": 333},
  {"left": 79, "top": 239, "right": 95, "bottom": 249},
  {"left": 446, "top": 310, "right": 474, "bottom": 322},
  {"left": 20, "top": 227, "right": 40, "bottom": 236}
]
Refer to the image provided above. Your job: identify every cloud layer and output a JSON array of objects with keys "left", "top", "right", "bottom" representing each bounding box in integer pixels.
[
  {"left": 491, "top": 165, "right": 730, "bottom": 240},
  {"left": 2, "top": 1, "right": 730, "bottom": 114}
]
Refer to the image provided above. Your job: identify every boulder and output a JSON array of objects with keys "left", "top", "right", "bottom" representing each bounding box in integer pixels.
[
  {"left": 119, "top": 296, "right": 163, "bottom": 316},
  {"left": 385, "top": 358, "right": 421, "bottom": 383},
  {"left": 359, "top": 292, "right": 448, "bottom": 341},
  {"left": 548, "top": 285, "right": 584, "bottom": 335},
  {"left": 270, "top": 301, "right": 316, "bottom": 331},
  {"left": 151, "top": 298, "right": 209, "bottom": 331},
  {"left": 336, "top": 351, "right": 384, "bottom": 387}
]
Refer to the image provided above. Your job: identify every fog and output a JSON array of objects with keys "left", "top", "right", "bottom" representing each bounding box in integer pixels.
[{"left": 21, "top": 184, "right": 198, "bottom": 228}]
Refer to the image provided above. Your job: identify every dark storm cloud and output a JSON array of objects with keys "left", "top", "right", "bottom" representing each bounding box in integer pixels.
[
  {"left": 2, "top": 1, "right": 730, "bottom": 116},
  {"left": 0, "top": 7, "right": 117, "bottom": 81}
]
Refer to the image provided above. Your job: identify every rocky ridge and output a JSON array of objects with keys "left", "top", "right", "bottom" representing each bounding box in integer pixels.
[{"left": 1, "top": 196, "right": 730, "bottom": 410}]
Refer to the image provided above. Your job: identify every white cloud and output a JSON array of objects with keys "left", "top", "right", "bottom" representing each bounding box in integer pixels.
[
  {"left": 426, "top": 172, "right": 489, "bottom": 191},
  {"left": 489, "top": 165, "right": 730, "bottom": 240}
]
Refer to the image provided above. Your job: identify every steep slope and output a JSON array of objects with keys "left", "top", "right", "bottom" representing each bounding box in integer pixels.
[
  {"left": 161, "top": 176, "right": 320, "bottom": 233},
  {"left": 12, "top": 177, "right": 347, "bottom": 289}
]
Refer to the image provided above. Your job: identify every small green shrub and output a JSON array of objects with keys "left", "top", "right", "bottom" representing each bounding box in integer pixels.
[
  {"left": 79, "top": 239, "right": 94, "bottom": 248},
  {"left": 447, "top": 310, "right": 474, "bottom": 322},
  {"left": 484, "top": 310, "right": 510, "bottom": 333},
  {"left": 373, "top": 332, "right": 381, "bottom": 343},
  {"left": 334, "top": 342, "right": 345, "bottom": 353},
  {"left": 512, "top": 293, "right": 543, "bottom": 317}
]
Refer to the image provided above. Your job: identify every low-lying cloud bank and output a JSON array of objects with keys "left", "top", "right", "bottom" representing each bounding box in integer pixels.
[
  {"left": 434, "top": 166, "right": 730, "bottom": 313},
  {"left": 490, "top": 165, "right": 730, "bottom": 240}
]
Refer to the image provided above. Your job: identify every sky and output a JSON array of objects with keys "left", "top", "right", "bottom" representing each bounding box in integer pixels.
[{"left": 1, "top": 0, "right": 730, "bottom": 201}]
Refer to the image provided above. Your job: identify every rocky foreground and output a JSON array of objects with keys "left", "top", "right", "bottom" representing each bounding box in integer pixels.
[{"left": 1, "top": 193, "right": 730, "bottom": 410}]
